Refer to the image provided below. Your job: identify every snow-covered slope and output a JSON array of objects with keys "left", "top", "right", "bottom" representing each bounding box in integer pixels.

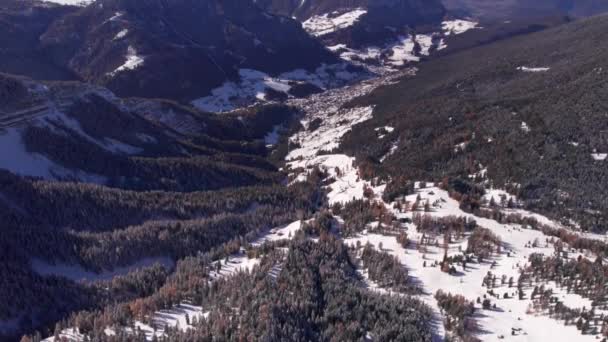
[
  {"left": 39, "top": 0, "right": 93, "bottom": 6},
  {"left": 280, "top": 52, "right": 606, "bottom": 341},
  {"left": 0, "top": 78, "right": 171, "bottom": 183},
  {"left": 323, "top": 18, "right": 478, "bottom": 74},
  {"left": 42, "top": 219, "right": 304, "bottom": 341},
  {"left": 191, "top": 64, "right": 361, "bottom": 113},
  {"left": 442, "top": 19, "right": 480, "bottom": 35},
  {"left": 0, "top": 0, "right": 340, "bottom": 102},
  {"left": 303, "top": 8, "right": 368, "bottom": 37},
  {"left": 348, "top": 183, "right": 600, "bottom": 341},
  {"left": 257, "top": 0, "right": 451, "bottom": 74}
]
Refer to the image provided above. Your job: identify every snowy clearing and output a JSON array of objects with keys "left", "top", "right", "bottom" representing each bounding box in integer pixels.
[
  {"left": 336, "top": 34, "right": 439, "bottom": 71},
  {"left": 209, "top": 251, "right": 261, "bottom": 280},
  {"left": 108, "top": 46, "right": 144, "bottom": 77},
  {"left": 442, "top": 20, "right": 480, "bottom": 35},
  {"left": 0, "top": 123, "right": 107, "bottom": 183},
  {"left": 287, "top": 105, "right": 373, "bottom": 160},
  {"left": 113, "top": 29, "right": 128, "bottom": 40},
  {"left": 40, "top": 0, "right": 93, "bottom": 6},
  {"left": 303, "top": 8, "right": 367, "bottom": 37},
  {"left": 342, "top": 184, "right": 599, "bottom": 341},
  {"left": 252, "top": 220, "right": 303, "bottom": 246},
  {"left": 517, "top": 66, "right": 551, "bottom": 72},
  {"left": 0, "top": 127, "right": 63, "bottom": 179},
  {"left": 375, "top": 126, "right": 394, "bottom": 139},
  {"left": 264, "top": 125, "right": 281, "bottom": 147},
  {"left": 192, "top": 64, "right": 360, "bottom": 113}
]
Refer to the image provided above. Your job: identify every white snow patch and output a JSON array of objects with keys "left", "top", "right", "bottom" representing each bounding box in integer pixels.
[
  {"left": 483, "top": 188, "right": 518, "bottom": 206},
  {"left": 40, "top": 0, "right": 93, "bottom": 6},
  {"left": 415, "top": 34, "right": 436, "bottom": 56},
  {"left": 336, "top": 33, "right": 443, "bottom": 72},
  {"left": 345, "top": 184, "right": 599, "bottom": 341},
  {"left": 191, "top": 69, "right": 291, "bottom": 113},
  {"left": 264, "top": 125, "right": 281, "bottom": 147},
  {"left": 375, "top": 126, "right": 394, "bottom": 139},
  {"left": 192, "top": 64, "right": 360, "bottom": 113},
  {"left": 292, "top": 154, "right": 377, "bottom": 205},
  {"left": 380, "top": 140, "right": 399, "bottom": 163},
  {"left": 252, "top": 220, "right": 303, "bottom": 246},
  {"left": 454, "top": 141, "right": 468, "bottom": 152},
  {"left": 285, "top": 68, "right": 413, "bottom": 186},
  {"left": 303, "top": 8, "right": 367, "bottom": 37},
  {"left": 280, "top": 63, "right": 360, "bottom": 89},
  {"left": 518, "top": 66, "right": 550, "bottom": 73},
  {"left": 339, "top": 36, "right": 420, "bottom": 68},
  {"left": 42, "top": 328, "right": 86, "bottom": 342},
  {"left": 126, "top": 304, "right": 208, "bottom": 340},
  {"left": 108, "top": 46, "right": 144, "bottom": 77},
  {"left": 287, "top": 106, "right": 373, "bottom": 160},
  {"left": 209, "top": 252, "right": 261, "bottom": 279},
  {"left": 0, "top": 126, "right": 106, "bottom": 183},
  {"left": 442, "top": 20, "right": 480, "bottom": 35},
  {"left": 591, "top": 153, "right": 607, "bottom": 161},
  {"left": 0, "top": 127, "right": 63, "bottom": 179},
  {"left": 106, "top": 12, "right": 124, "bottom": 22},
  {"left": 113, "top": 29, "right": 128, "bottom": 40},
  {"left": 388, "top": 36, "right": 420, "bottom": 66},
  {"left": 327, "top": 43, "right": 348, "bottom": 52},
  {"left": 437, "top": 38, "right": 447, "bottom": 51}
]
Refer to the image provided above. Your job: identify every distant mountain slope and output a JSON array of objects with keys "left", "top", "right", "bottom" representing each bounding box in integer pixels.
[
  {"left": 0, "top": 71, "right": 318, "bottom": 340},
  {"left": 443, "top": 0, "right": 608, "bottom": 20},
  {"left": 0, "top": 0, "right": 78, "bottom": 80},
  {"left": 343, "top": 13, "right": 608, "bottom": 232},
  {"left": 257, "top": 0, "right": 445, "bottom": 23},
  {"left": 0, "top": 0, "right": 337, "bottom": 101},
  {"left": 257, "top": 0, "right": 446, "bottom": 47},
  {"left": 0, "top": 72, "right": 293, "bottom": 191}
]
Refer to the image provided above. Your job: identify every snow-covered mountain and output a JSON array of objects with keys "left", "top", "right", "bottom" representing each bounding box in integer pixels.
[
  {"left": 0, "top": 0, "right": 338, "bottom": 101},
  {"left": 258, "top": 0, "right": 445, "bottom": 47},
  {"left": 0, "top": 72, "right": 290, "bottom": 190},
  {"left": 256, "top": 0, "right": 445, "bottom": 23},
  {"left": 4, "top": 1, "right": 608, "bottom": 341},
  {"left": 253, "top": 0, "right": 449, "bottom": 74}
]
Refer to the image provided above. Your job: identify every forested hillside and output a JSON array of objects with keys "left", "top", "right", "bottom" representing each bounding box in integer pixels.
[
  {"left": 343, "top": 13, "right": 608, "bottom": 232},
  {"left": 0, "top": 0, "right": 336, "bottom": 101},
  {"left": 3, "top": 0, "right": 608, "bottom": 341},
  {"left": 0, "top": 71, "right": 320, "bottom": 339},
  {"left": 443, "top": 0, "right": 608, "bottom": 20}
]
